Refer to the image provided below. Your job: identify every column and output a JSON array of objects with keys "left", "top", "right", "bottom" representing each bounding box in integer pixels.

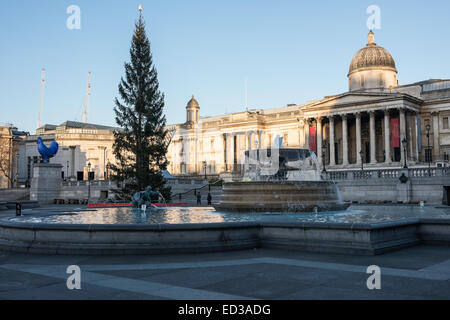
[
  {"left": 298, "top": 119, "right": 305, "bottom": 148},
  {"left": 355, "top": 113, "right": 362, "bottom": 165},
  {"left": 342, "top": 114, "right": 349, "bottom": 166},
  {"left": 408, "top": 113, "right": 414, "bottom": 161},
  {"left": 399, "top": 108, "right": 407, "bottom": 165},
  {"left": 70, "top": 146, "right": 76, "bottom": 178},
  {"left": 369, "top": 111, "right": 376, "bottom": 164},
  {"left": 384, "top": 110, "right": 391, "bottom": 164},
  {"left": 194, "top": 138, "right": 198, "bottom": 173},
  {"left": 329, "top": 116, "right": 335, "bottom": 166},
  {"left": 230, "top": 134, "right": 235, "bottom": 171},
  {"left": 414, "top": 113, "right": 420, "bottom": 162},
  {"left": 304, "top": 119, "right": 310, "bottom": 150},
  {"left": 316, "top": 117, "right": 322, "bottom": 166},
  {"left": 432, "top": 112, "right": 440, "bottom": 160},
  {"left": 225, "top": 134, "right": 231, "bottom": 171}
]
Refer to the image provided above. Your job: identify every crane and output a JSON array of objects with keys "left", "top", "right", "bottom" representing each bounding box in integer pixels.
[
  {"left": 37, "top": 68, "right": 45, "bottom": 129},
  {"left": 81, "top": 72, "right": 92, "bottom": 123}
]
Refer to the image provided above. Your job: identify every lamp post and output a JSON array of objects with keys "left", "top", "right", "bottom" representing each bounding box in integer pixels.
[
  {"left": 359, "top": 150, "right": 364, "bottom": 171},
  {"left": 426, "top": 124, "right": 431, "bottom": 176},
  {"left": 66, "top": 160, "right": 69, "bottom": 180},
  {"left": 402, "top": 138, "right": 408, "bottom": 169},
  {"left": 87, "top": 162, "right": 91, "bottom": 202}
]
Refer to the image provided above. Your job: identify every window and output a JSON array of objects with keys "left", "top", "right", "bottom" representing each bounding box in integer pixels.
[{"left": 443, "top": 117, "right": 449, "bottom": 130}]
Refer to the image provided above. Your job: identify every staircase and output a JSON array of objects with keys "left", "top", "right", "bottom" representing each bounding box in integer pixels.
[{"left": 172, "top": 184, "right": 223, "bottom": 206}]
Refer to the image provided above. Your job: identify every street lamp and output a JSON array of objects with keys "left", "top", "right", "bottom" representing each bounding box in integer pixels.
[
  {"left": 426, "top": 124, "right": 431, "bottom": 176},
  {"left": 359, "top": 150, "right": 364, "bottom": 171},
  {"left": 66, "top": 160, "right": 69, "bottom": 180},
  {"left": 402, "top": 138, "right": 408, "bottom": 169},
  {"left": 87, "top": 162, "right": 91, "bottom": 202}
]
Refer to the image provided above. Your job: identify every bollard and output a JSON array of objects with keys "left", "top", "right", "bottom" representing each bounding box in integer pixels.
[{"left": 15, "top": 203, "right": 22, "bottom": 216}]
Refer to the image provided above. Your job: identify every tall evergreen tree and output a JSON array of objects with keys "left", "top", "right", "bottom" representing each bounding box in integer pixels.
[{"left": 111, "top": 11, "right": 171, "bottom": 201}]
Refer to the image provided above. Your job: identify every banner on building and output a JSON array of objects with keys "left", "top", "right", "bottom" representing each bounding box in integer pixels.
[
  {"left": 309, "top": 126, "right": 317, "bottom": 153},
  {"left": 391, "top": 118, "right": 400, "bottom": 148}
]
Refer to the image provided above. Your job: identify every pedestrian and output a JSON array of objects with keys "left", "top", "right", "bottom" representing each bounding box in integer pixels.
[
  {"left": 207, "top": 192, "right": 212, "bottom": 206},
  {"left": 197, "top": 192, "right": 201, "bottom": 205}
]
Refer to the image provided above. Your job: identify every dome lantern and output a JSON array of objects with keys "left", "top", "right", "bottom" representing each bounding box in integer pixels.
[{"left": 348, "top": 31, "right": 398, "bottom": 91}]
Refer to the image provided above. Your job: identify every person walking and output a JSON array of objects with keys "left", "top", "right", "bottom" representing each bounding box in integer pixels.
[
  {"left": 196, "top": 192, "right": 201, "bottom": 205},
  {"left": 207, "top": 192, "right": 212, "bottom": 206}
]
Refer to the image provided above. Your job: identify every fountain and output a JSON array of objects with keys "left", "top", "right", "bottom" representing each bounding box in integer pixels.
[{"left": 214, "top": 145, "right": 350, "bottom": 213}]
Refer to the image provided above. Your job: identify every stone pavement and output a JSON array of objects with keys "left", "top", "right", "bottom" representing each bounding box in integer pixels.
[{"left": 0, "top": 245, "right": 450, "bottom": 300}]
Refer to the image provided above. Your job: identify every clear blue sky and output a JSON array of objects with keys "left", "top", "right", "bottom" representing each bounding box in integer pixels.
[{"left": 1, "top": 0, "right": 450, "bottom": 133}]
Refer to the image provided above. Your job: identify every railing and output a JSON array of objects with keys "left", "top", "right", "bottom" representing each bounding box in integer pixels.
[
  {"left": 172, "top": 179, "right": 223, "bottom": 201},
  {"left": 326, "top": 167, "right": 450, "bottom": 181},
  {"left": 62, "top": 180, "right": 116, "bottom": 187}
]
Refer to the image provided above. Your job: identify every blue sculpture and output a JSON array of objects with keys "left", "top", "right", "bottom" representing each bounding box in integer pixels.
[
  {"left": 37, "top": 137, "right": 59, "bottom": 163},
  {"left": 132, "top": 186, "right": 160, "bottom": 208}
]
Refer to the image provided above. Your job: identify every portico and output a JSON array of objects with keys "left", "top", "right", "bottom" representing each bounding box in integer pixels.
[{"left": 302, "top": 104, "right": 421, "bottom": 169}]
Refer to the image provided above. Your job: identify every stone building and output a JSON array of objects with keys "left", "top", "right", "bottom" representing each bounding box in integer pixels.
[
  {"left": 0, "top": 124, "right": 28, "bottom": 188},
  {"left": 19, "top": 121, "right": 117, "bottom": 184},
  {"left": 166, "top": 31, "right": 450, "bottom": 177}
]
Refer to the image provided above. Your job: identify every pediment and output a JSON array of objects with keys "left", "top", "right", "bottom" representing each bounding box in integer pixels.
[{"left": 306, "top": 92, "right": 402, "bottom": 110}]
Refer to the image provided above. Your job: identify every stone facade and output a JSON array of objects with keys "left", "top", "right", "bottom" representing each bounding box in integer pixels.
[
  {"left": 166, "top": 31, "right": 450, "bottom": 177},
  {"left": 0, "top": 124, "right": 27, "bottom": 188},
  {"left": 18, "top": 121, "right": 116, "bottom": 184}
]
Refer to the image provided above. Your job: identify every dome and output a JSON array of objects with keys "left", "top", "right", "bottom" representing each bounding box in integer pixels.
[
  {"left": 186, "top": 95, "right": 199, "bottom": 109},
  {"left": 348, "top": 31, "right": 397, "bottom": 76}
]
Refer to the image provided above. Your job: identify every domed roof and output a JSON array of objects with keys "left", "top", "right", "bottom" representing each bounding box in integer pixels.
[
  {"left": 186, "top": 95, "right": 199, "bottom": 109},
  {"left": 348, "top": 31, "right": 397, "bottom": 76}
]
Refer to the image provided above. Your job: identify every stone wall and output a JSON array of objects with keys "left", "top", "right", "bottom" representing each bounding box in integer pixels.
[
  {"left": 328, "top": 168, "right": 450, "bottom": 204},
  {"left": 0, "top": 188, "right": 30, "bottom": 202}
]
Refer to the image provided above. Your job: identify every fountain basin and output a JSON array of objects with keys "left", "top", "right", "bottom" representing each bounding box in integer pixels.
[
  {"left": 213, "top": 181, "right": 350, "bottom": 212},
  {"left": 2, "top": 217, "right": 450, "bottom": 255},
  {"left": 1, "top": 206, "right": 450, "bottom": 255}
]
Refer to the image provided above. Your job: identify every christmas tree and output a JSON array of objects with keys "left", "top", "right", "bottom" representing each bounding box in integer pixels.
[{"left": 111, "top": 9, "right": 171, "bottom": 201}]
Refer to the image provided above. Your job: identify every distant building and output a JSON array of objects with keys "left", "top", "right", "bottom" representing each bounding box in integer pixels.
[
  {"left": 166, "top": 31, "right": 450, "bottom": 176},
  {"left": 19, "top": 121, "right": 117, "bottom": 184},
  {"left": 0, "top": 124, "right": 28, "bottom": 188}
]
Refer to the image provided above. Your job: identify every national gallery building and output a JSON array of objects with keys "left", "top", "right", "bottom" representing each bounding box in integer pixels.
[{"left": 166, "top": 31, "right": 450, "bottom": 177}]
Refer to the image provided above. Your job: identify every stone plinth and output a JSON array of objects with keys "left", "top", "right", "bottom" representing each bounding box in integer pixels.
[{"left": 30, "top": 163, "right": 63, "bottom": 204}]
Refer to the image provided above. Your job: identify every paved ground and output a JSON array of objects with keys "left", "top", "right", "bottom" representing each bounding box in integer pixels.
[
  {"left": 0, "top": 245, "right": 450, "bottom": 300},
  {"left": 1, "top": 204, "right": 449, "bottom": 300}
]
